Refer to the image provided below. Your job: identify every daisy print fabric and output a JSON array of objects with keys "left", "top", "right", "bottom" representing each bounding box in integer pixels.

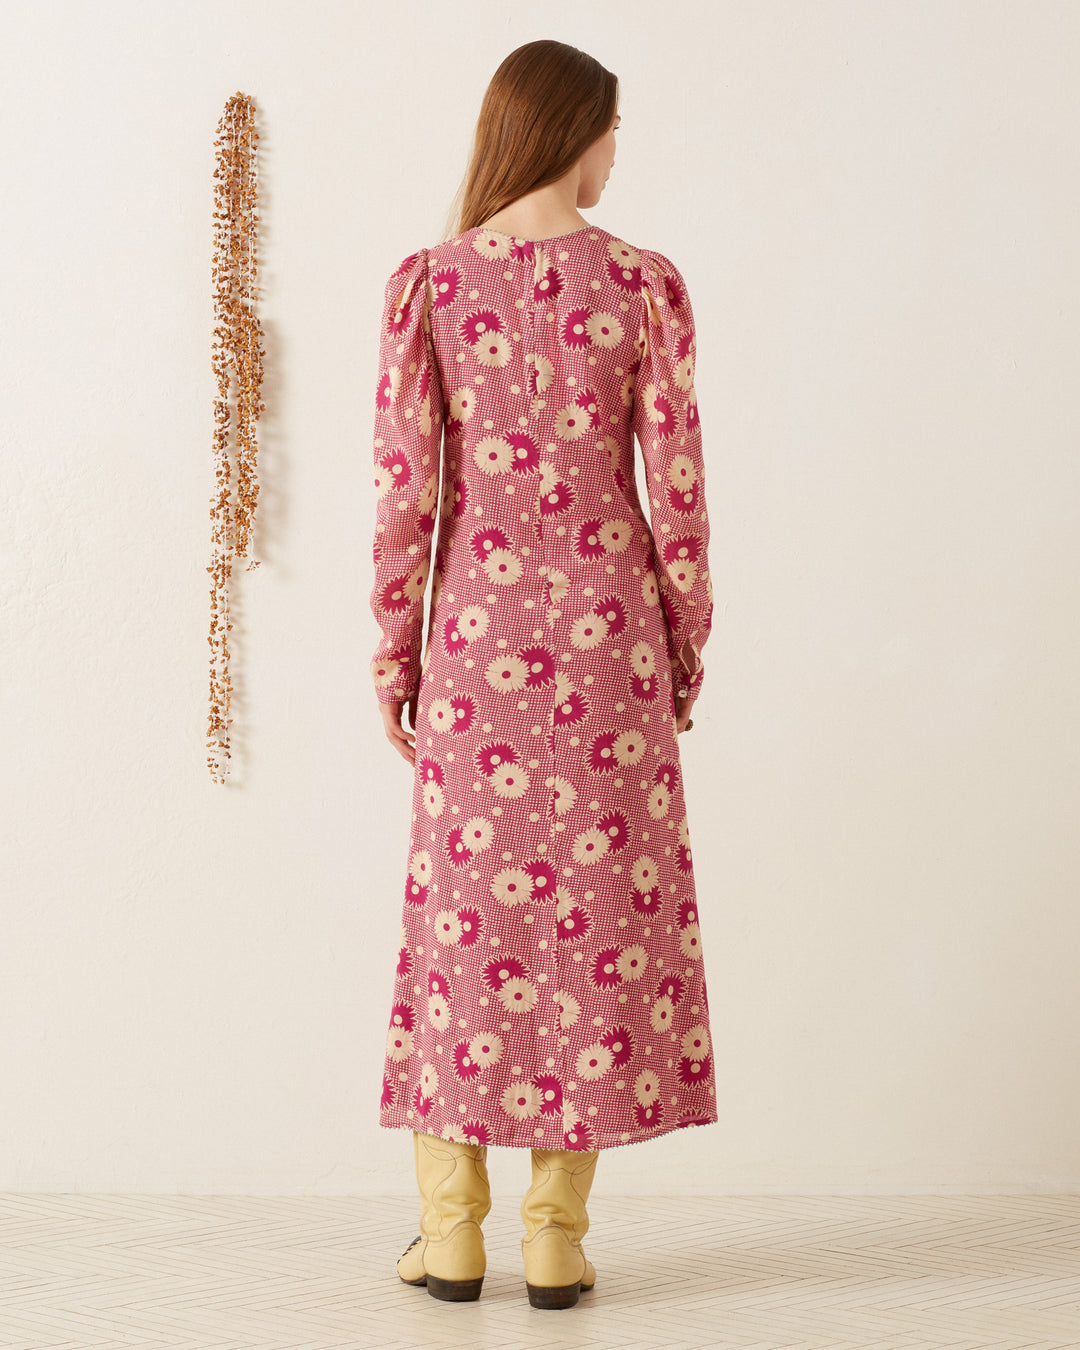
[{"left": 370, "top": 224, "right": 716, "bottom": 1150}]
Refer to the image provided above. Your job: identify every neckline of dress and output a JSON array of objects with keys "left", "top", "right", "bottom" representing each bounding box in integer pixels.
[{"left": 475, "top": 224, "right": 595, "bottom": 244}]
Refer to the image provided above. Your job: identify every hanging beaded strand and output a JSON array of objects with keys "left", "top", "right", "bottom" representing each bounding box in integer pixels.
[{"left": 207, "top": 92, "right": 266, "bottom": 784}]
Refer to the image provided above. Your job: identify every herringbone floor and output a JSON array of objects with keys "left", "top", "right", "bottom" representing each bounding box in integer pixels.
[{"left": 0, "top": 1193, "right": 1078, "bottom": 1349}]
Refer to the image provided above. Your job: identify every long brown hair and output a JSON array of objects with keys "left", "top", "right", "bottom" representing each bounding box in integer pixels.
[{"left": 442, "top": 40, "right": 619, "bottom": 242}]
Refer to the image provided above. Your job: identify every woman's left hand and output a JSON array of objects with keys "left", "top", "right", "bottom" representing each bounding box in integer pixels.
[{"left": 379, "top": 693, "right": 418, "bottom": 766}]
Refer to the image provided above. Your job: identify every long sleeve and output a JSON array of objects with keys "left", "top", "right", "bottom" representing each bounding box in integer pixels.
[
  {"left": 369, "top": 247, "right": 444, "bottom": 704},
  {"left": 631, "top": 248, "right": 714, "bottom": 702}
]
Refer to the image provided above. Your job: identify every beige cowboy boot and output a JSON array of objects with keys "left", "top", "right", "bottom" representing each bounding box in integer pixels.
[
  {"left": 396, "top": 1130, "right": 492, "bottom": 1301},
  {"left": 520, "top": 1147, "right": 599, "bottom": 1309}
]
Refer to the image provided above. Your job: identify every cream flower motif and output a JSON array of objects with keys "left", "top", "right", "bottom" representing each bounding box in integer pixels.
[
  {"left": 575, "top": 1041, "right": 614, "bottom": 1081},
  {"left": 570, "top": 611, "right": 609, "bottom": 649},
  {"left": 483, "top": 547, "right": 523, "bottom": 586},
  {"left": 550, "top": 775, "right": 577, "bottom": 814},
  {"left": 681, "top": 1025, "right": 711, "bottom": 1061},
  {"left": 668, "top": 453, "right": 698, "bottom": 491},
  {"left": 617, "top": 945, "right": 648, "bottom": 981},
  {"left": 572, "top": 826, "right": 610, "bottom": 865},
  {"left": 554, "top": 884, "right": 576, "bottom": 918},
  {"left": 468, "top": 1031, "right": 503, "bottom": 1068},
  {"left": 417, "top": 473, "right": 438, "bottom": 516},
  {"left": 427, "top": 992, "right": 450, "bottom": 1031},
  {"left": 554, "top": 989, "right": 581, "bottom": 1029},
  {"left": 502, "top": 1078, "right": 542, "bottom": 1119},
  {"left": 474, "top": 436, "right": 513, "bottom": 474},
  {"left": 386, "top": 1026, "right": 414, "bottom": 1061},
  {"left": 629, "top": 640, "right": 656, "bottom": 677},
  {"left": 457, "top": 604, "right": 490, "bottom": 643},
  {"left": 491, "top": 867, "right": 534, "bottom": 906},
  {"left": 649, "top": 994, "right": 675, "bottom": 1034},
  {"left": 612, "top": 729, "right": 646, "bottom": 767},
  {"left": 485, "top": 652, "right": 529, "bottom": 693},
  {"left": 409, "top": 850, "right": 433, "bottom": 885},
  {"left": 491, "top": 764, "right": 530, "bottom": 797},
  {"left": 633, "top": 1066, "right": 660, "bottom": 1105},
  {"left": 419, "top": 1062, "right": 439, "bottom": 1097},
  {"left": 402, "top": 558, "right": 430, "bottom": 604},
  {"left": 462, "top": 816, "right": 494, "bottom": 851},
  {"left": 640, "top": 568, "right": 661, "bottom": 607},
  {"left": 664, "top": 555, "right": 699, "bottom": 594},
  {"left": 674, "top": 349, "right": 695, "bottom": 392},
  {"left": 474, "top": 330, "right": 512, "bottom": 367},
  {"left": 677, "top": 816, "right": 691, "bottom": 847},
  {"left": 496, "top": 976, "right": 539, "bottom": 1015},
  {"left": 647, "top": 783, "right": 670, "bottom": 819},
  {"left": 679, "top": 923, "right": 703, "bottom": 960},
  {"left": 598, "top": 520, "right": 632, "bottom": 553},
  {"left": 555, "top": 403, "right": 591, "bottom": 441},
  {"left": 608, "top": 238, "right": 642, "bottom": 271},
  {"left": 586, "top": 312, "right": 625, "bottom": 348},
  {"left": 546, "top": 568, "right": 570, "bottom": 603},
  {"left": 631, "top": 855, "right": 659, "bottom": 891},
  {"left": 372, "top": 656, "right": 402, "bottom": 690},
  {"left": 433, "top": 909, "right": 463, "bottom": 945},
  {"left": 447, "top": 386, "right": 476, "bottom": 423},
  {"left": 422, "top": 782, "right": 445, "bottom": 818},
  {"left": 472, "top": 230, "right": 513, "bottom": 260},
  {"left": 533, "top": 353, "right": 554, "bottom": 392},
  {"left": 426, "top": 697, "right": 455, "bottom": 732}
]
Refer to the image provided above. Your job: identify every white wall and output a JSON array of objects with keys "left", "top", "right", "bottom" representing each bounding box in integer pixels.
[{"left": 3, "top": 0, "right": 1078, "bottom": 1197}]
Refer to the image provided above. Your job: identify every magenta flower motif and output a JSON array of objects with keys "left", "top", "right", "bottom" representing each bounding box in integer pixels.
[
  {"left": 523, "top": 859, "right": 555, "bottom": 901},
  {"left": 449, "top": 693, "right": 475, "bottom": 734},
  {"left": 630, "top": 886, "right": 662, "bottom": 917},
  {"left": 650, "top": 391, "right": 678, "bottom": 439},
  {"left": 629, "top": 674, "right": 659, "bottom": 703},
  {"left": 378, "top": 574, "right": 415, "bottom": 614},
  {"left": 417, "top": 756, "right": 444, "bottom": 787},
  {"left": 539, "top": 477, "right": 575, "bottom": 515},
  {"left": 375, "top": 369, "right": 395, "bottom": 410},
  {"left": 677, "top": 1054, "right": 712, "bottom": 1087},
  {"left": 532, "top": 266, "right": 564, "bottom": 304},
  {"left": 445, "top": 827, "right": 471, "bottom": 867},
  {"left": 607, "top": 255, "right": 642, "bottom": 293},
  {"left": 685, "top": 398, "right": 700, "bottom": 434},
  {"left": 413, "top": 1087, "right": 434, "bottom": 1118},
  {"left": 601, "top": 1025, "right": 635, "bottom": 1067},
  {"left": 450, "top": 475, "right": 468, "bottom": 517},
  {"left": 575, "top": 519, "right": 607, "bottom": 561},
  {"left": 596, "top": 809, "right": 629, "bottom": 849},
  {"left": 592, "top": 594, "right": 627, "bottom": 635},
  {"left": 676, "top": 898, "right": 698, "bottom": 929},
  {"left": 389, "top": 1001, "right": 416, "bottom": 1032},
  {"left": 517, "top": 644, "right": 556, "bottom": 687},
  {"left": 557, "top": 905, "right": 591, "bottom": 942},
  {"left": 443, "top": 614, "right": 469, "bottom": 656},
  {"left": 461, "top": 1120, "right": 493, "bottom": 1145},
  {"left": 475, "top": 741, "right": 518, "bottom": 776},
  {"left": 654, "top": 761, "right": 679, "bottom": 790},
  {"left": 482, "top": 955, "right": 528, "bottom": 990},
  {"left": 561, "top": 307, "right": 594, "bottom": 349},
  {"left": 662, "top": 533, "right": 703, "bottom": 568},
  {"left": 456, "top": 905, "right": 483, "bottom": 946},
  {"left": 564, "top": 1120, "right": 595, "bottom": 1150},
  {"left": 505, "top": 431, "right": 540, "bottom": 472},
  {"left": 404, "top": 876, "right": 428, "bottom": 907},
  {"left": 469, "top": 524, "right": 512, "bottom": 562},
  {"left": 553, "top": 688, "right": 589, "bottom": 726},
  {"left": 395, "top": 945, "right": 412, "bottom": 978},
  {"left": 587, "top": 731, "right": 619, "bottom": 772},
  {"left": 460, "top": 309, "right": 504, "bottom": 345},
  {"left": 452, "top": 1040, "right": 483, "bottom": 1081},
  {"left": 675, "top": 841, "right": 693, "bottom": 873},
  {"left": 574, "top": 388, "right": 601, "bottom": 428},
  {"left": 660, "top": 270, "right": 687, "bottom": 310},
  {"left": 591, "top": 947, "right": 624, "bottom": 989},
  {"left": 533, "top": 1073, "right": 563, "bottom": 1116},
  {"left": 428, "top": 968, "right": 450, "bottom": 997},
  {"left": 428, "top": 265, "right": 461, "bottom": 310},
  {"left": 380, "top": 1074, "right": 395, "bottom": 1109},
  {"left": 633, "top": 1100, "right": 663, "bottom": 1129},
  {"left": 378, "top": 447, "right": 412, "bottom": 489},
  {"left": 658, "top": 973, "right": 685, "bottom": 1004}
]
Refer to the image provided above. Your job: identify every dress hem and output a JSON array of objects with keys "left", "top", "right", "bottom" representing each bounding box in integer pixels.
[{"left": 377, "top": 1113, "right": 719, "bottom": 1153}]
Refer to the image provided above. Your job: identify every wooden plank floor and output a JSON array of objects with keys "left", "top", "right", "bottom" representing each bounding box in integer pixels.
[{"left": 0, "top": 1194, "right": 1078, "bottom": 1348}]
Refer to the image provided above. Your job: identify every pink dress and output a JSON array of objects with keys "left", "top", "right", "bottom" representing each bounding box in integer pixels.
[{"left": 370, "top": 224, "right": 717, "bottom": 1151}]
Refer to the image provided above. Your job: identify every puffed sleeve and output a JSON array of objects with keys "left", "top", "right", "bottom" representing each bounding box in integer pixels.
[
  {"left": 631, "top": 248, "right": 714, "bottom": 702},
  {"left": 369, "top": 247, "right": 445, "bottom": 704}
]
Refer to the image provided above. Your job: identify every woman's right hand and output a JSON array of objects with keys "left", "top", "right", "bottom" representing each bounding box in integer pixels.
[
  {"left": 379, "top": 694, "right": 418, "bottom": 766},
  {"left": 674, "top": 693, "right": 696, "bottom": 734}
]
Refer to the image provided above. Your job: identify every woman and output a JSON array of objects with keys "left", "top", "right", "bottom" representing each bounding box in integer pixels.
[{"left": 370, "top": 39, "right": 717, "bottom": 1310}]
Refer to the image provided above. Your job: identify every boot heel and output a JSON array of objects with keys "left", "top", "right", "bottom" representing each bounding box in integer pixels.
[
  {"left": 427, "top": 1273, "right": 484, "bottom": 1302},
  {"left": 526, "top": 1278, "right": 581, "bottom": 1310}
]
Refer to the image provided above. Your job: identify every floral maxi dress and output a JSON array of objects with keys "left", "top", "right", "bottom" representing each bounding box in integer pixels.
[{"left": 370, "top": 224, "right": 717, "bottom": 1151}]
